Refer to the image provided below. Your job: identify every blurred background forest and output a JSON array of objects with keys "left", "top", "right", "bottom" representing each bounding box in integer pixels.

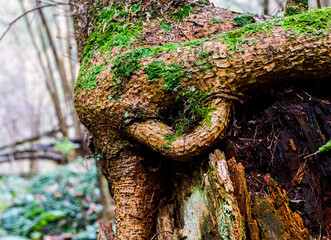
[{"left": 0, "top": 0, "right": 330, "bottom": 239}]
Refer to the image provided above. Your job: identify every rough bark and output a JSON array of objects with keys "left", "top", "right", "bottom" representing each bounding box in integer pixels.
[{"left": 73, "top": 1, "right": 331, "bottom": 239}]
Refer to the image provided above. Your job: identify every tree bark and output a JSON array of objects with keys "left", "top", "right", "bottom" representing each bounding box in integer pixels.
[{"left": 73, "top": 1, "right": 331, "bottom": 239}]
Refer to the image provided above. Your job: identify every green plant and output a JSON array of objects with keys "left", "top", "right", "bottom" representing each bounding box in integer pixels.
[
  {"left": 163, "top": 87, "right": 214, "bottom": 147},
  {"left": 219, "top": 8, "right": 331, "bottom": 52},
  {"left": 304, "top": 140, "right": 331, "bottom": 159},
  {"left": 0, "top": 161, "right": 103, "bottom": 239},
  {"left": 75, "top": 3, "right": 143, "bottom": 94},
  {"left": 233, "top": 15, "right": 254, "bottom": 26},
  {"left": 194, "top": 48, "right": 212, "bottom": 72},
  {"left": 54, "top": 138, "right": 78, "bottom": 155},
  {"left": 286, "top": 7, "right": 301, "bottom": 16},
  {"left": 316, "top": 140, "right": 331, "bottom": 153},
  {"left": 210, "top": 18, "right": 223, "bottom": 23},
  {"left": 75, "top": 63, "right": 106, "bottom": 93},
  {"left": 160, "top": 23, "right": 172, "bottom": 32},
  {"left": 144, "top": 60, "right": 186, "bottom": 92},
  {"left": 173, "top": 5, "right": 194, "bottom": 21}
]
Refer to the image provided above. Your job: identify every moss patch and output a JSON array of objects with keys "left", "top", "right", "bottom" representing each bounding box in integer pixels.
[
  {"left": 233, "top": 14, "right": 254, "bottom": 26},
  {"left": 160, "top": 22, "right": 172, "bottom": 32},
  {"left": 75, "top": 63, "right": 105, "bottom": 92},
  {"left": 83, "top": 3, "right": 143, "bottom": 57},
  {"left": 162, "top": 88, "right": 214, "bottom": 148},
  {"left": 286, "top": 6, "right": 303, "bottom": 16},
  {"left": 195, "top": 48, "right": 213, "bottom": 72},
  {"left": 279, "top": 8, "right": 331, "bottom": 35},
  {"left": 144, "top": 60, "right": 185, "bottom": 92},
  {"left": 219, "top": 8, "right": 331, "bottom": 51},
  {"left": 210, "top": 18, "right": 223, "bottom": 23},
  {"left": 75, "top": 3, "right": 143, "bottom": 93},
  {"left": 173, "top": 5, "right": 194, "bottom": 21}
]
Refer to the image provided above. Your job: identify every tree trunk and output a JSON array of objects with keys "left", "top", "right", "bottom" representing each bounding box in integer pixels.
[{"left": 73, "top": 1, "right": 331, "bottom": 239}]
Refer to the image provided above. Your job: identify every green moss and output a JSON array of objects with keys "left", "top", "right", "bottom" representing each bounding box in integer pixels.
[
  {"left": 293, "top": 0, "right": 308, "bottom": 8},
  {"left": 76, "top": 17, "right": 210, "bottom": 94},
  {"left": 248, "top": 39, "right": 258, "bottom": 45},
  {"left": 285, "top": 7, "right": 302, "bottom": 16},
  {"left": 195, "top": 48, "right": 213, "bottom": 72},
  {"left": 294, "top": 0, "right": 308, "bottom": 4},
  {"left": 160, "top": 22, "right": 172, "bottom": 32},
  {"left": 233, "top": 15, "right": 254, "bottom": 26},
  {"left": 83, "top": 3, "right": 143, "bottom": 56},
  {"left": 75, "top": 3, "right": 143, "bottom": 94},
  {"left": 74, "top": 63, "right": 105, "bottom": 93},
  {"left": 210, "top": 18, "right": 223, "bottom": 23},
  {"left": 163, "top": 133, "right": 178, "bottom": 148},
  {"left": 162, "top": 88, "right": 214, "bottom": 148},
  {"left": 278, "top": 8, "right": 331, "bottom": 35},
  {"left": 144, "top": 60, "right": 165, "bottom": 81},
  {"left": 110, "top": 48, "right": 153, "bottom": 99},
  {"left": 316, "top": 140, "right": 331, "bottom": 154},
  {"left": 173, "top": 5, "right": 194, "bottom": 21},
  {"left": 144, "top": 60, "right": 185, "bottom": 92},
  {"left": 218, "top": 18, "right": 276, "bottom": 52},
  {"left": 219, "top": 8, "right": 331, "bottom": 51},
  {"left": 163, "top": 63, "right": 186, "bottom": 91}
]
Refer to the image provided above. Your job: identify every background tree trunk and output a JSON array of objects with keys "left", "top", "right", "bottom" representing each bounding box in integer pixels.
[{"left": 73, "top": 1, "right": 331, "bottom": 239}]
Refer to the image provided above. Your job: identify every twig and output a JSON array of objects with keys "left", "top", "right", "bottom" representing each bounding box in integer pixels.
[
  {"left": 177, "top": 26, "right": 190, "bottom": 41},
  {"left": 303, "top": 152, "right": 317, "bottom": 159},
  {"left": 0, "top": 2, "right": 72, "bottom": 41}
]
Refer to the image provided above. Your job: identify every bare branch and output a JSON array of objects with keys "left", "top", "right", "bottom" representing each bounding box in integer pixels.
[
  {"left": 0, "top": 2, "right": 72, "bottom": 42},
  {"left": 0, "top": 154, "right": 63, "bottom": 163},
  {"left": 0, "top": 128, "right": 62, "bottom": 151}
]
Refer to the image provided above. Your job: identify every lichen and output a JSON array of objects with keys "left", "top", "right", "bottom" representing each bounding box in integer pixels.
[
  {"left": 217, "top": 200, "right": 235, "bottom": 240},
  {"left": 182, "top": 189, "right": 208, "bottom": 239}
]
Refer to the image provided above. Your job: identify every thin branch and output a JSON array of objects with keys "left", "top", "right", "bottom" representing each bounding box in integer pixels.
[
  {"left": 0, "top": 127, "right": 62, "bottom": 151},
  {"left": 0, "top": 2, "right": 72, "bottom": 41},
  {"left": 0, "top": 154, "right": 63, "bottom": 163}
]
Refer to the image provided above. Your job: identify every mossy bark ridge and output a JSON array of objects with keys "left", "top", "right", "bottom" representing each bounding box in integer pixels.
[{"left": 73, "top": 1, "right": 331, "bottom": 239}]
